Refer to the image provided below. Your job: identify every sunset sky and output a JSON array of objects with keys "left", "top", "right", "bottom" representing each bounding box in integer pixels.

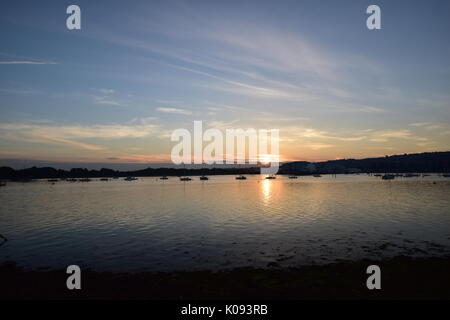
[{"left": 1, "top": 0, "right": 450, "bottom": 168}]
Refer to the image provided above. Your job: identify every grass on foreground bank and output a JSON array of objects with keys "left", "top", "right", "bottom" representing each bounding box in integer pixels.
[{"left": 1, "top": 256, "right": 449, "bottom": 300}]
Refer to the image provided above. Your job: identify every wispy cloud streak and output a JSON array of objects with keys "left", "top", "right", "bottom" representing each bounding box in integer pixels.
[{"left": 0, "top": 61, "right": 58, "bottom": 65}]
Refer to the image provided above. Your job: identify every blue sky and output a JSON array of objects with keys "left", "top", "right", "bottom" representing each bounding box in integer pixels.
[{"left": 1, "top": 0, "right": 450, "bottom": 167}]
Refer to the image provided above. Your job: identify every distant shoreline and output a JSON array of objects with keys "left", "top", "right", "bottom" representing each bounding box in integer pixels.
[
  {"left": 1, "top": 151, "right": 449, "bottom": 179},
  {"left": 1, "top": 255, "right": 449, "bottom": 299}
]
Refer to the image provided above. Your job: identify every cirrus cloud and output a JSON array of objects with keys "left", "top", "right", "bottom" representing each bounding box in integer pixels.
[{"left": 156, "top": 107, "right": 192, "bottom": 115}]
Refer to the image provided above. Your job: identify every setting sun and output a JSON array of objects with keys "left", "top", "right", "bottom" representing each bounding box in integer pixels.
[{"left": 258, "top": 153, "right": 279, "bottom": 164}]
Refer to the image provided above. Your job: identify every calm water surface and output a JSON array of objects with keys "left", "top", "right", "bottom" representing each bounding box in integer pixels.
[{"left": 1, "top": 174, "right": 450, "bottom": 271}]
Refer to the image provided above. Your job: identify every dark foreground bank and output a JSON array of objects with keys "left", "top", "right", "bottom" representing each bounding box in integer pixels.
[{"left": 1, "top": 256, "right": 449, "bottom": 300}]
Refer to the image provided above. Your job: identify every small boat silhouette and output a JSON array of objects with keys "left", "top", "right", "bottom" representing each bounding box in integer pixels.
[
  {"left": 124, "top": 177, "right": 138, "bottom": 181},
  {"left": 235, "top": 175, "right": 247, "bottom": 180},
  {"left": 79, "top": 178, "right": 91, "bottom": 182},
  {"left": 403, "top": 173, "right": 419, "bottom": 178},
  {"left": 199, "top": 176, "right": 209, "bottom": 180},
  {"left": 382, "top": 174, "right": 395, "bottom": 180},
  {"left": 288, "top": 176, "right": 298, "bottom": 179},
  {"left": 265, "top": 175, "right": 276, "bottom": 179},
  {"left": 180, "top": 177, "right": 192, "bottom": 181}
]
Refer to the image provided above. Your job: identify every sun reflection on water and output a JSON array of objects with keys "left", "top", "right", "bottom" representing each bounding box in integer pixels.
[{"left": 261, "top": 178, "right": 273, "bottom": 206}]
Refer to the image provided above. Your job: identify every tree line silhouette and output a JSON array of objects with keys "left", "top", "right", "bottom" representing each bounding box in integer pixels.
[{"left": 0, "top": 151, "right": 449, "bottom": 179}]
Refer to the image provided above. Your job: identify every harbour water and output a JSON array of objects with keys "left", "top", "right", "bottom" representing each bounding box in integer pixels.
[{"left": 1, "top": 174, "right": 450, "bottom": 271}]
